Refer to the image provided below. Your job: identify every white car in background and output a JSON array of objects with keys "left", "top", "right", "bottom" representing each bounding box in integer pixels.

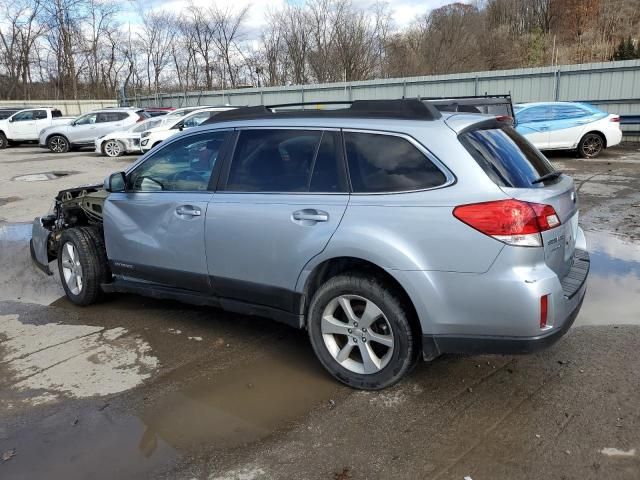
[
  {"left": 95, "top": 117, "right": 164, "bottom": 157},
  {"left": 140, "top": 107, "right": 234, "bottom": 152},
  {"left": 515, "top": 101, "right": 622, "bottom": 158}
]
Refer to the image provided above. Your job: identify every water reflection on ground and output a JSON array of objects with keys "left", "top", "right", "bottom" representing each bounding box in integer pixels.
[{"left": 576, "top": 230, "right": 640, "bottom": 326}]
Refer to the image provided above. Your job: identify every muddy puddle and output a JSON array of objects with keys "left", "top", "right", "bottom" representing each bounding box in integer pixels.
[
  {"left": 1, "top": 338, "right": 341, "bottom": 479},
  {"left": 137, "top": 341, "right": 340, "bottom": 452},
  {"left": 575, "top": 230, "right": 640, "bottom": 326},
  {"left": 12, "top": 171, "right": 77, "bottom": 182}
]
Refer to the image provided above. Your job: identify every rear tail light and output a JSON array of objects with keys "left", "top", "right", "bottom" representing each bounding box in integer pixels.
[
  {"left": 453, "top": 199, "right": 561, "bottom": 247},
  {"left": 136, "top": 114, "right": 146, "bottom": 123},
  {"left": 610, "top": 116, "right": 620, "bottom": 122},
  {"left": 495, "top": 115, "right": 513, "bottom": 123},
  {"left": 540, "top": 294, "right": 549, "bottom": 328}
]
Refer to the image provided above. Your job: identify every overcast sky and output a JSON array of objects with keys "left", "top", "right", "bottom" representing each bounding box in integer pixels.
[{"left": 135, "top": 0, "right": 462, "bottom": 36}]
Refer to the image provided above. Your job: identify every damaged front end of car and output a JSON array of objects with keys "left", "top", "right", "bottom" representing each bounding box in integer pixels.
[{"left": 30, "top": 185, "right": 107, "bottom": 275}]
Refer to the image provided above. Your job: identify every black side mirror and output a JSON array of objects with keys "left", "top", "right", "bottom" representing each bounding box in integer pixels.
[
  {"left": 105, "top": 172, "right": 126, "bottom": 192},
  {"left": 8, "top": 118, "right": 13, "bottom": 123}
]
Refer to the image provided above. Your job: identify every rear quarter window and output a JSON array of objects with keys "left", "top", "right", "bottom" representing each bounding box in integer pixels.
[
  {"left": 344, "top": 132, "right": 447, "bottom": 193},
  {"left": 459, "top": 126, "right": 556, "bottom": 188}
]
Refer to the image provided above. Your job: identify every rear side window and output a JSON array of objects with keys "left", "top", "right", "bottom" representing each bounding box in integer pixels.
[
  {"left": 344, "top": 132, "right": 446, "bottom": 193},
  {"left": 97, "top": 111, "right": 128, "bottom": 123},
  {"left": 550, "top": 105, "right": 590, "bottom": 120},
  {"left": 460, "top": 126, "right": 556, "bottom": 188},
  {"left": 52, "top": 110, "right": 62, "bottom": 118},
  {"left": 227, "top": 129, "right": 344, "bottom": 193}
]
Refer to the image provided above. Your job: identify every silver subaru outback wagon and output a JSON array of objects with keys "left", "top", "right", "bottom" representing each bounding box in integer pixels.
[{"left": 31, "top": 100, "right": 589, "bottom": 389}]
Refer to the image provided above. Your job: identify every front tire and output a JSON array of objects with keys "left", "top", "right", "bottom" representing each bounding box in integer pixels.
[
  {"left": 57, "top": 227, "right": 110, "bottom": 306},
  {"left": 0, "top": 132, "right": 7, "bottom": 149},
  {"left": 102, "top": 139, "right": 124, "bottom": 157},
  {"left": 48, "top": 135, "right": 69, "bottom": 153},
  {"left": 307, "top": 274, "right": 418, "bottom": 390},
  {"left": 578, "top": 132, "right": 604, "bottom": 158}
]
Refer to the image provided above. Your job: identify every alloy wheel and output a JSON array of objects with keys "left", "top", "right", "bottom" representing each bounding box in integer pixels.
[
  {"left": 321, "top": 294, "right": 394, "bottom": 374},
  {"left": 104, "top": 140, "right": 122, "bottom": 157},
  {"left": 50, "top": 137, "right": 67, "bottom": 153},
  {"left": 583, "top": 135, "right": 603, "bottom": 157},
  {"left": 61, "top": 242, "right": 83, "bottom": 295}
]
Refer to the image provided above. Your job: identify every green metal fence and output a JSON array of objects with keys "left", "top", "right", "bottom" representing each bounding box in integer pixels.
[{"left": 124, "top": 60, "right": 640, "bottom": 140}]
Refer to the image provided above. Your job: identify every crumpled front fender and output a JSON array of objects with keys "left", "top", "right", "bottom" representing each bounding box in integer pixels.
[{"left": 30, "top": 217, "right": 53, "bottom": 276}]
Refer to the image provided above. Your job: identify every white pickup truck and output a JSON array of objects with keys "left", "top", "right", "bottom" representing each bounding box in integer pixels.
[{"left": 0, "top": 108, "right": 73, "bottom": 149}]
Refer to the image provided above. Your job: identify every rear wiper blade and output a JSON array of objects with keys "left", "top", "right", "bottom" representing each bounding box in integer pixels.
[{"left": 531, "top": 171, "right": 562, "bottom": 185}]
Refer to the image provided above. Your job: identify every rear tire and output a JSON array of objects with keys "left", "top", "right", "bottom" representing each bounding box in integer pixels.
[
  {"left": 48, "top": 135, "right": 69, "bottom": 153},
  {"left": 0, "top": 132, "right": 7, "bottom": 149},
  {"left": 307, "top": 273, "right": 419, "bottom": 390},
  {"left": 578, "top": 132, "right": 604, "bottom": 158},
  {"left": 57, "top": 227, "right": 110, "bottom": 306}
]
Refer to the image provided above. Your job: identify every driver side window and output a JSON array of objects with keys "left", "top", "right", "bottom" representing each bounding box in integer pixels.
[
  {"left": 128, "top": 131, "right": 228, "bottom": 192},
  {"left": 12, "top": 111, "right": 34, "bottom": 122},
  {"left": 75, "top": 113, "right": 98, "bottom": 125}
]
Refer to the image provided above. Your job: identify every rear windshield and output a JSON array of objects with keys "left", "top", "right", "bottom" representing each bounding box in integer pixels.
[{"left": 459, "top": 126, "right": 556, "bottom": 188}]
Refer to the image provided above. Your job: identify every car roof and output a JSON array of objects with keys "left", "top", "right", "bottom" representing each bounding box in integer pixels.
[{"left": 515, "top": 101, "right": 587, "bottom": 109}]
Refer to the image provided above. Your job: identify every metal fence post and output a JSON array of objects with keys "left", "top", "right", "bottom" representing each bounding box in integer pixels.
[
  {"left": 474, "top": 76, "right": 479, "bottom": 96},
  {"left": 555, "top": 69, "right": 561, "bottom": 101}
]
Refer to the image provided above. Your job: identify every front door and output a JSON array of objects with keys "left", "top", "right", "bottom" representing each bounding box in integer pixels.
[
  {"left": 9, "top": 110, "right": 37, "bottom": 140},
  {"left": 104, "top": 130, "right": 230, "bottom": 293},
  {"left": 206, "top": 128, "right": 349, "bottom": 313},
  {"left": 72, "top": 112, "right": 99, "bottom": 143},
  {"left": 515, "top": 105, "right": 551, "bottom": 150}
]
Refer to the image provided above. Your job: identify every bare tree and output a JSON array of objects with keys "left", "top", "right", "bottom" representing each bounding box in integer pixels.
[
  {"left": 211, "top": 4, "right": 249, "bottom": 88},
  {"left": 138, "top": 12, "right": 176, "bottom": 99}
]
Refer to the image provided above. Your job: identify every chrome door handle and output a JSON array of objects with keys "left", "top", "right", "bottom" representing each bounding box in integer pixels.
[
  {"left": 292, "top": 209, "right": 329, "bottom": 222},
  {"left": 176, "top": 205, "right": 201, "bottom": 216}
]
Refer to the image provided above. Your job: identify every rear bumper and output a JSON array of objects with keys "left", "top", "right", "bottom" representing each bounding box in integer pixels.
[
  {"left": 422, "top": 289, "right": 585, "bottom": 358},
  {"left": 421, "top": 249, "right": 589, "bottom": 359},
  {"left": 605, "top": 127, "right": 623, "bottom": 148}
]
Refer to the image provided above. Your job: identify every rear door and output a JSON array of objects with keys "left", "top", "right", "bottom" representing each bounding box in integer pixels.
[
  {"left": 515, "top": 106, "right": 551, "bottom": 150},
  {"left": 547, "top": 104, "right": 598, "bottom": 149},
  {"left": 460, "top": 125, "right": 578, "bottom": 279},
  {"left": 96, "top": 111, "right": 126, "bottom": 139},
  {"left": 104, "top": 130, "right": 231, "bottom": 292},
  {"left": 32, "top": 110, "right": 49, "bottom": 138},
  {"left": 205, "top": 128, "right": 349, "bottom": 313}
]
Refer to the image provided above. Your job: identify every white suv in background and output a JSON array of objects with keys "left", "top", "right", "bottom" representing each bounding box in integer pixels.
[
  {"left": 39, "top": 108, "right": 148, "bottom": 153},
  {"left": 140, "top": 107, "right": 234, "bottom": 152}
]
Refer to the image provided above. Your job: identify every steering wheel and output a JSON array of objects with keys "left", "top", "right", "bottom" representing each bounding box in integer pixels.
[{"left": 172, "top": 170, "right": 204, "bottom": 184}]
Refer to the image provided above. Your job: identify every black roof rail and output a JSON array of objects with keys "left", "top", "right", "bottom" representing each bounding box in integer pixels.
[{"left": 206, "top": 99, "right": 442, "bottom": 124}]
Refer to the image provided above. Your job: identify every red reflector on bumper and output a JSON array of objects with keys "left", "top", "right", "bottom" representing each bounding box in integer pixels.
[{"left": 540, "top": 295, "right": 549, "bottom": 328}]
